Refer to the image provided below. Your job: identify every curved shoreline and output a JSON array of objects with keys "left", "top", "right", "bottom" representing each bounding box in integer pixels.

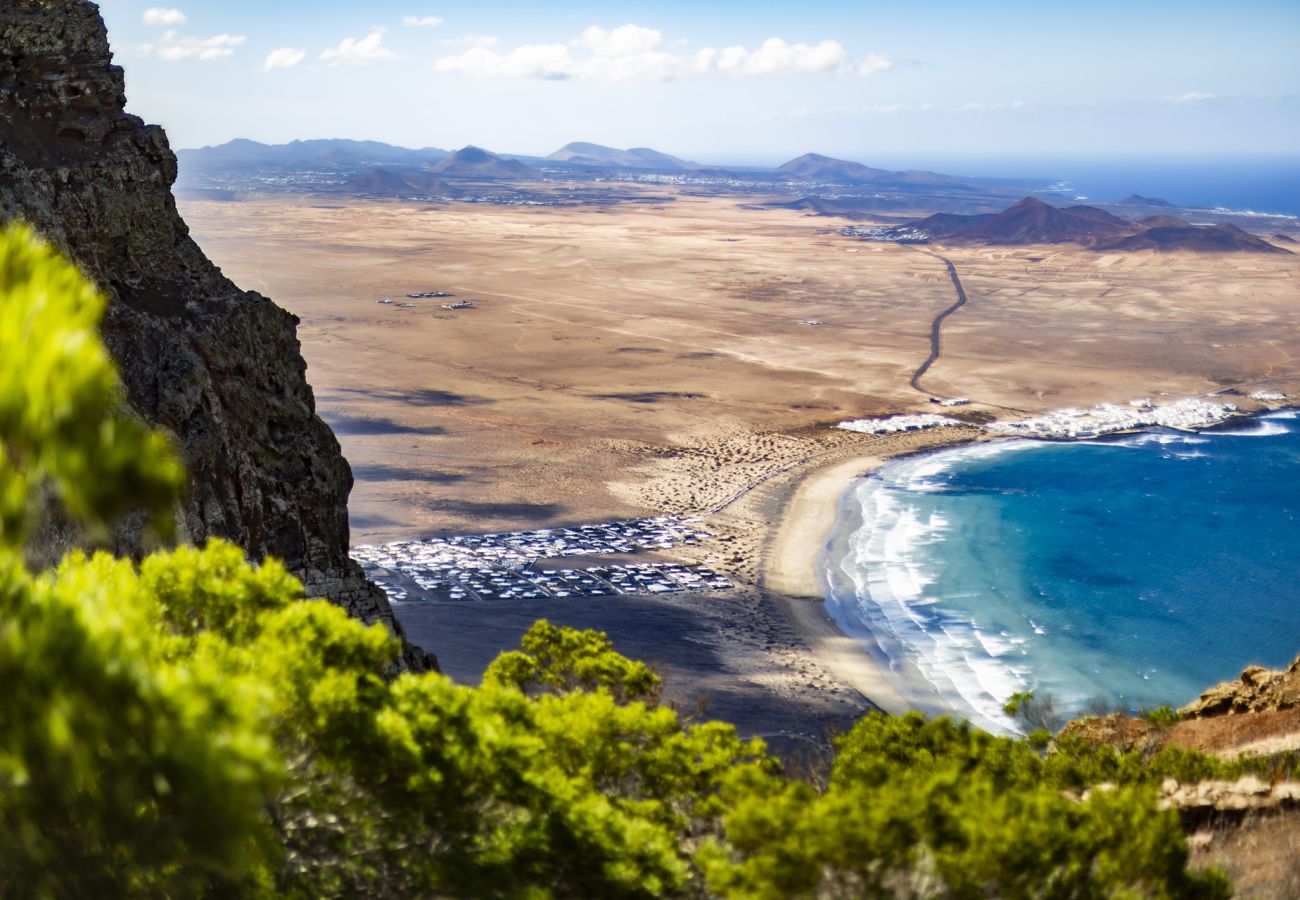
[
  {"left": 760, "top": 405, "right": 1296, "bottom": 717},
  {"left": 760, "top": 452, "right": 919, "bottom": 714}
]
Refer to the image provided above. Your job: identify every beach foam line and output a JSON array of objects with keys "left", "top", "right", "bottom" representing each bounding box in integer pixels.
[
  {"left": 1117, "top": 431, "right": 1210, "bottom": 448},
  {"left": 829, "top": 456, "right": 1030, "bottom": 733},
  {"left": 1212, "top": 418, "right": 1292, "bottom": 437}
]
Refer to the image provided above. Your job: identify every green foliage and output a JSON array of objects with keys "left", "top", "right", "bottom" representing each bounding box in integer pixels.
[
  {"left": 700, "top": 713, "right": 1233, "bottom": 899},
  {"left": 485, "top": 618, "right": 661, "bottom": 703},
  {"left": 0, "top": 549, "right": 283, "bottom": 896},
  {"left": 1143, "top": 705, "right": 1183, "bottom": 726},
  {"left": 1003, "top": 689, "right": 1064, "bottom": 733},
  {"left": 1003, "top": 690, "right": 1034, "bottom": 718},
  {"left": 0, "top": 224, "right": 184, "bottom": 550},
  {"left": 0, "top": 222, "right": 1245, "bottom": 897}
]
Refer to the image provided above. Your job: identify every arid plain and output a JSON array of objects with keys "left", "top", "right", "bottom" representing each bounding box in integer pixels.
[{"left": 182, "top": 190, "right": 1300, "bottom": 735}]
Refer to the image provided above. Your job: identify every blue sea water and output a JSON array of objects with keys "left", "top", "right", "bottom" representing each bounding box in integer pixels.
[
  {"left": 862, "top": 156, "right": 1300, "bottom": 220},
  {"left": 822, "top": 411, "right": 1300, "bottom": 733}
]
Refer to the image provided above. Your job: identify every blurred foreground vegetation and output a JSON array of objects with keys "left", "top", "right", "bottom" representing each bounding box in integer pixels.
[{"left": 0, "top": 223, "right": 1236, "bottom": 897}]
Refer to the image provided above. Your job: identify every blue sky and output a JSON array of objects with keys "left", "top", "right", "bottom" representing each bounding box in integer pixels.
[{"left": 96, "top": 1, "right": 1300, "bottom": 164}]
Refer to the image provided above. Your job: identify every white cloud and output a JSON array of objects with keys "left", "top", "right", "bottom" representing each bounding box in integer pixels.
[
  {"left": 436, "top": 43, "right": 576, "bottom": 79},
  {"left": 140, "top": 31, "right": 246, "bottom": 62},
  {"left": 320, "top": 31, "right": 397, "bottom": 65},
  {"left": 433, "top": 24, "right": 891, "bottom": 80},
  {"left": 715, "top": 39, "right": 890, "bottom": 76},
  {"left": 403, "top": 15, "right": 444, "bottom": 28},
  {"left": 263, "top": 47, "right": 306, "bottom": 71},
  {"left": 576, "top": 24, "right": 662, "bottom": 57},
  {"left": 1166, "top": 91, "right": 1216, "bottom": 104},
  {"left": 142, "top": 7, "right": 186, "bottom": 27}
]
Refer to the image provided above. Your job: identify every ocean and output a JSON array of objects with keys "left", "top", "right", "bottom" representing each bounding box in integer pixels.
[
  {"left": 821, "top": 410, "right": 1300, "bottom": 733},
  {"left": 862, "top": 156, "right": 1300, "bottom": 220}
]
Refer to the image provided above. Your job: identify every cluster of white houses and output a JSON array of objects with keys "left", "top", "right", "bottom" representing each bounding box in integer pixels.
[
  {"left": 984, "top": 397, "right": 1239, "bottom": 439},
  {"left": 836, "top": 413, "right": 967, "bottom": 435},
  {"left": 836, "top": 397, "right": 1255, "bottom": 442},
  {"left": 352, "top": 518, "right": 732, "bottom": 603}
]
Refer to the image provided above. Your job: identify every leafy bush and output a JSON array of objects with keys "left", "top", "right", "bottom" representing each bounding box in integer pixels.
[
  {"left": 1003, "top": 689, "right": 1065, "bottom": 733},
  {"left": 1143, "top": 705, "right": 1183, "bottom": 726},
  {"left": 0, "top": 223, "right": 1236, "bottom": 897}
]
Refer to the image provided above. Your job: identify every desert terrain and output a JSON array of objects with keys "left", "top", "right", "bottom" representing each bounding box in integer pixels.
[
  {"left": 183, "top": 191, "right": 1300, "bottom": 537},
  {"left": 181, "top": 188, "right": 1300, "bottom": 736}
]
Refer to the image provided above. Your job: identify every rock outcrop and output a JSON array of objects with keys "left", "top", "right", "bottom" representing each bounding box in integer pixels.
[
  {"left": 1181, "top": 657, "right": 1300, "bottom": 719},
  {"left": 1055, "top": 712, "right": 1165, "bottom": 755},
  {"left": 0, "top": 0, "right": 431, "bottom": 670},
  {"left": 1159, "top": 776, "right": 1300, "bottom": 820}
]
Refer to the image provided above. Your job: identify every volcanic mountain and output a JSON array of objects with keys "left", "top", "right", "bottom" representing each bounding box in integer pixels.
[
  {"left": 776, "top": 153, "right": 892, "bottom": 183},
  {"left": 1135, "top": 214, "right": 1191, "bottom": 228},
  {"left": 432, "top": 146, "right": 544, "bottom": 180},
  {"left": 889, "top": 197, "right": 1131, "bottom": 245},
  {"left": 888, "top": 198, "right": 1288, "bottom": 252},
  {"left": 952, "top": 197, "right": 1133, "bottom": 244},
  {"left": 1116, "top": 194, "right": 1175, "bottom": 207},
  {"left": 1096, "top": 222, "right": 1290, "bottom": 254},
  {"left": 547, "top": 142, "right": 697, "bottom": 171},
  {"left": 775, "top": 153, "right": 966, "bottom": 188}
]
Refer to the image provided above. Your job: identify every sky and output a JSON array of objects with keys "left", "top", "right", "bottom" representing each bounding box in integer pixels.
[{"left": 95, "top": 0, "right": 1300, "bottom": 166}]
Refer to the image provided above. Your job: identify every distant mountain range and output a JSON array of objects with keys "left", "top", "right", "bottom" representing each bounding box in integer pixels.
[
  {"left": 173, "top": 139, "right": 1292, "bottom": 252},
  {"left": 888, "top": 197, "right": 1289, "bottom": 253},
  {"left": 178, "top": 139, "right": 1005, "bottom": 190},
  {"left": 178, "top": 138, "right": 449, "bottom": 173}
]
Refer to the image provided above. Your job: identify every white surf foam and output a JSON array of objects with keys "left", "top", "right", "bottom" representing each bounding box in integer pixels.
[
  {"left": 829, "top": 452, "right": 1034, "bottom": 734},
  {"left": 1212, "top": 419, "right": 1291, "bottom": 437}
]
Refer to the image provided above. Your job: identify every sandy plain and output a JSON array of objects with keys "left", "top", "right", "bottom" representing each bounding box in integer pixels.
[{"left": 181, "top": 188, "right": 1300, "bottom": 737}]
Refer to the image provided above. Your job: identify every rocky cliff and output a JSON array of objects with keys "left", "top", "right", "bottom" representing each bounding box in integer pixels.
[
  {"left": 0, "top": 0, "right": 431, "bottom": 670},
  {"left": 1180, "top": 656, "right": 1300, "bottom": 719},
  {"left": 1058, "top": 657, "right": 1300, "bottom": 895}
]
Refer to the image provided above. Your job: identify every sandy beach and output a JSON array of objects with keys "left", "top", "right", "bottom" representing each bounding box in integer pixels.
[{"left": 759, "top": 452, "right": 913, "bottom": 715}]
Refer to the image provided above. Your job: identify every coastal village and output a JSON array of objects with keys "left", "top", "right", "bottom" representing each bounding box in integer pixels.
[
  {"left": 353, "top": 517, "right": 732, "bottom": 603},
  {"left": 983, "top": 397, "right": 1241, "bottom": 439},
  {"left": 835, "top": 396, "right": 1282, "bottom": 441}
]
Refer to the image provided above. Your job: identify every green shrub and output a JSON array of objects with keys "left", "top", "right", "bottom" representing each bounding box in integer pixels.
[{"left": 1143, "top": 705, "right": 1183, "bottom": 726}]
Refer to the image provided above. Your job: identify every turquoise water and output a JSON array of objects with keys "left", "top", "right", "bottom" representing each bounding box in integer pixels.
[{"left": 822, "top": 410, "right": 1300, "bottom": 733}]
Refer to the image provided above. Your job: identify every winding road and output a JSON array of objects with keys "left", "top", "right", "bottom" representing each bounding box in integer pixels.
[{"left": 909, "top": 250, "right": 969, "bottom": 395}]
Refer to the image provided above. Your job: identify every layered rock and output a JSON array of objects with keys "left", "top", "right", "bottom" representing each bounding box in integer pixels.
[
  {"left": 1181, "top": 656, "right": 1300, "bottom": 719},
  {"left": 0, "top": 0, "right": 432, "bottom": 670}
]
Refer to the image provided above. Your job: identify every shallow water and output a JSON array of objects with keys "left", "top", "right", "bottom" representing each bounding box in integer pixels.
[{"left": 822, "top": 411, "right": 1300, "bottom": 733}]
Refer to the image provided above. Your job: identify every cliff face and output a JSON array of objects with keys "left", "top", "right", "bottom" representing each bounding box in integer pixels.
[{"left": 0, "top": 0, "right": 431, "bottom": 670}]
